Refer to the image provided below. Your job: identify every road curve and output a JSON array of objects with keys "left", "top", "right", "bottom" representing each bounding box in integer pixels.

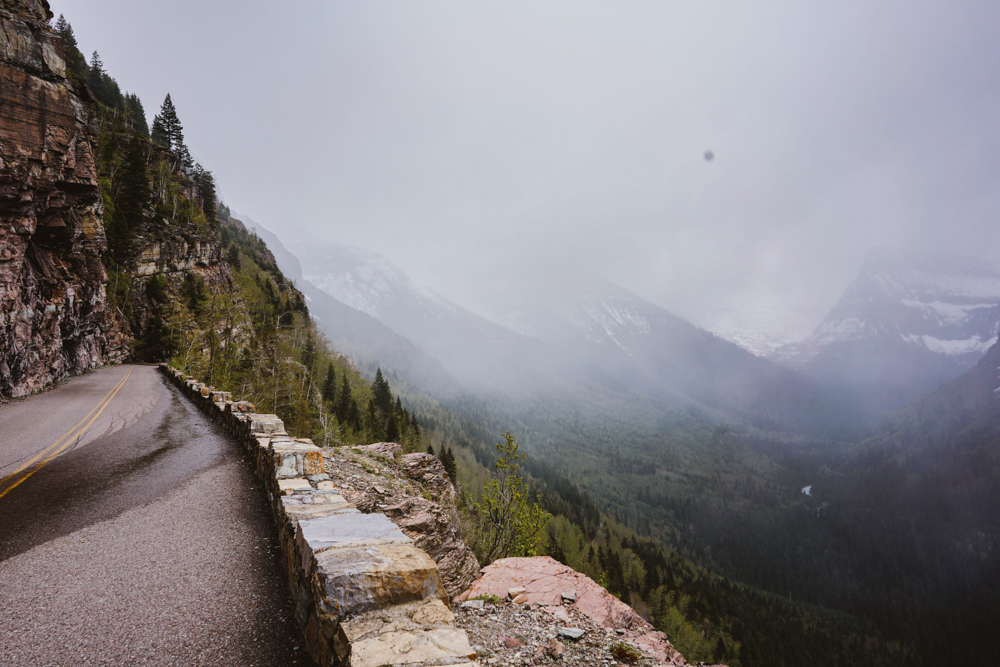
[{"left": 0, "top": 364, "right": 314, "bottom": 666}]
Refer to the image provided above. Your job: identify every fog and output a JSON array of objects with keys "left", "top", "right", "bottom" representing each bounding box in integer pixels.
[{"left": 52, "top": 0, "right": 1000, "bottom": 342}]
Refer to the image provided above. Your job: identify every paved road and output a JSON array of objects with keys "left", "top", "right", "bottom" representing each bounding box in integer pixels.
[{"left": 0, "top": 365, "right": 313, "bottom": 666}]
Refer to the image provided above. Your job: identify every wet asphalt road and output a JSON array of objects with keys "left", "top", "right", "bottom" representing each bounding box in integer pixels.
[{"left": 0, "top": 365, "right": 313, "bottom": 666}]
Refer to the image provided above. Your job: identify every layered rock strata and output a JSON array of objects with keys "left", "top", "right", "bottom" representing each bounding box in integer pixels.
[
  {"left": 0, "top": 0, "right": 125, "bottom": 396},
  {"left": 161, "top": 364, "right": 479, "bottom": 667}
]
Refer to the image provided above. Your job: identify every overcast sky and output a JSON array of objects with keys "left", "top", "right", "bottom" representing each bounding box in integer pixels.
[{"left": 52, "top": 0, "right": 1000, "bottom": 342}]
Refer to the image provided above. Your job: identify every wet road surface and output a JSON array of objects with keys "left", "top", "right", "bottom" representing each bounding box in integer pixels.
[{"left": 0, "top": 365, "right": 313, "bottom": 666}]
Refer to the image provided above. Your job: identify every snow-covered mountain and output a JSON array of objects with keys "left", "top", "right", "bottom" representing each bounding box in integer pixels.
[
  {"left": 498, "top": 280, "right": 868, "bottom": 438},
  {"left": 771, "top": 249, "right": 1000, "bottom": 413},
  {"left": 288, "top": 241, "right": 868, "bottom": 437},
  {"left": 288, "top": 241, "right": 576, "bottom": 392}
]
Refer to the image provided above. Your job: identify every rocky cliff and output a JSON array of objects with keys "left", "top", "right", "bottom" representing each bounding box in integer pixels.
[{"left": 0, "top": 0, "right": 126, "bottom": 396}]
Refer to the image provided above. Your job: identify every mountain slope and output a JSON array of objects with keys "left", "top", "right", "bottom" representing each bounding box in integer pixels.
[
  {"left": 235, "top": 217, "right": 461, "bottom": 396},
  {"left": 505, "top": 279, "right": 868, "bottom": 439},
  {"left": 772, "top": 249, "right": 1000, "bottom": 415}
]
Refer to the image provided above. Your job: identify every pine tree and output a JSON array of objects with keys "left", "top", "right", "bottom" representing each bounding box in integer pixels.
[
  {"left": 54, "top": 16, "right": 87, "bottom": 87},
  {"left": 335, "top": 375, "right": 352, "bottom": 423},
  {"left": 87, "top": 51, "right": 106, "bottom": 99},
  {"left": 159, "top": 94, "right": 182, "bottom": 147},
  {"left": 157, "top": 93, "right": 193, "bottom": 169},
  {"left": 371, "top": 368, "right": 393, "bottom": 415},
  {"left": 385, "top": 416, "right": 400, "bottom": 443},
  {"left": 321, "top": 365, "right": 336, "bottom": 404},
  {"left": 441, "top": 446, "right": 457, "bottom": 480},
  {"left": 106, "top": 133, "right": 150, "bottom": 263},
  {"left": 227, "top": 244, "right": 241, "bottom": 271},
  {"left": 151, "top": 114, "right": 169, "bottom": 147},
  {"left": 124, "top": 93, "right": 149, "bottom": 137},
  {"left": 427, "top": 444, "right": 435, "bottom": 456},
  {"left": 300, "top": 331, "right": 317, "bottom": 377},
  {"left": 192, "top": 164, "right": 217, "bottom": 225}
]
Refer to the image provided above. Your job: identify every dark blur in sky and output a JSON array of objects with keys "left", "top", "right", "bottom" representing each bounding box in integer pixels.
[{"left": 51, "top": 0, "right": 1000, "bottom": 341}]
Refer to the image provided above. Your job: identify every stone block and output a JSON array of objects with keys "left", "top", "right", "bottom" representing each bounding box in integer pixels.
[
  {"left": 278, "top": 478, "right": 312, "bottom": 495},
  {"left": 282, "top": 503, "right": 359, "bottom": 523},
  {"left": 299, "top": 512, "right": 411, "bottom": 553},
  {"left": 350, "top": 629, "right": 476, "bottom": 667},
  {"left": 270, "top": 441, "right": 325, "bottom": 478},
  {"left": 249, "top": 414, "right": 285, "bottom": 434},
  {"left": 313, "top": 543, "right": 447, "bottom": 616}
]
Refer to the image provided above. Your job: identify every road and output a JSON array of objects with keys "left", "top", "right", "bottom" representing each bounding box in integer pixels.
[{"left": 0, "top": 364, "right": 313, "bottom": 666}]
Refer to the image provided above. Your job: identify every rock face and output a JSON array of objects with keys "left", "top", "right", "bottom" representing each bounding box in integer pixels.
[
  {"left": 326, "top": 446, "right": 481, "bottom": 598},
  {"left": 457, "top": 556, "right": 693, "bottom": 666},
  {"left": 0, "top": 0, "right": 126, "bottom": 396}
]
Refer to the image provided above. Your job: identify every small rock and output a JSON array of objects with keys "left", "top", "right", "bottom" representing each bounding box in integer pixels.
[
  {"left": 508, "top": 586, "right": 527, "bottom": 599},
  {"left": 615, "top": 629, "right": 625, "bottom": 635},
  {"left": 547, "top": 638, "right": 566, "bottom": 659},
  {"left": 501, "top": 636, "right": 524, "bottom": 648},
  {"left": 512, "top": 594, "right": 529, "bottom": 604},
  {"left": 462, "top": 599, "right": 485, "bottom": 608},
  {"left": 561, "top": 588, "right": 577, "bottom": 603},
  {"left": 309, "top": 473, "right": 330, "bottom": 482},
  {"left": 558, "top": 627, "right": 585, "bottom": 640}
]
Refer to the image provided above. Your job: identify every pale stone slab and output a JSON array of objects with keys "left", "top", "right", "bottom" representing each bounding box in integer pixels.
[
  {"left": 343, "top": 599, "right": 456, "bottom": 642},
  {"left": 299, "top": 512, "right": 411, "bottom": 553},
  {"left": 282, "top": 503, "right": 359, "bottom": 523},
  {"left": 350, "top": 628, "right": 477, "bottom": 667},
  {"left": 278, "top": 478, "right": 312, "bottom": 494},
  {"left": 314, "top": 543, "right": 446, "bottom": 616}
]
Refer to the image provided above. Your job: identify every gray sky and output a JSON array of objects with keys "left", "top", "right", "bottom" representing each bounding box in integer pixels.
[{"left": 52, "top": 0, "right": 1000, "bottom": 342}]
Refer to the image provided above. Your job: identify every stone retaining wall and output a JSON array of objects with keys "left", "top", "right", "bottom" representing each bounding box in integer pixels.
[{"left": 159, "top": 364, "right": 479, "bottom": 667}]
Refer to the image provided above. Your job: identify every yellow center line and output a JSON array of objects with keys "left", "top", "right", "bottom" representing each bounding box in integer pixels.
[{"left": 0, "top": 369, "right": 132, "bottom": 500}]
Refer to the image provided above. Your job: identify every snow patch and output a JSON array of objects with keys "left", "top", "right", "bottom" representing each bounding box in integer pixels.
[{"left": 902, "top": 333, "right": 998, "bottom": 356}]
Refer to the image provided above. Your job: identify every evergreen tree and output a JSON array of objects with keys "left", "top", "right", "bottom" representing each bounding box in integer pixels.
[
  {"left": 441, "top": 446, "right": 457, "bottom": 480},
  {"left": 321, "top": 365, "right": 336, "bottom": 404},
  {"left": 106, "top": 133, "right": 149, "bottom": 263},
  {"left": 54, "top": 16, "right": 88, "bottom": 87},
  {"left": 385, "top": 416, "right": 400, "bottom": 443},
  {"left": 87, "top": 51, "right": 106, "bottom": 100},
  {"left": 300, "top": 331, "right": 317, "bottom": 377},
  {"left": 227, "top": 244, "right": 241, "bottom": 271},
  {"left": 157, "top": 93, "right": 193, "bottom": 169},
  {"left": 124, "top": 93, "right": 149, "bottom": 137},
  {"left": 335, "top": 375, "right": 352, "bottom": 423},
  {"left": 411, "top": 414, "right": 421, "bottom": 437},
  {"left": 348, "top": 398, "right": 362, "bottom": 432},
  {"left": 192, "top": 164, "right": 217, "bottom": 225},
  {"left": 159, "top": 94, "right": 182, "bottom": 147},
  {"left": 150, "top": 114, "right": 169, "bottom": 147},
  {"left": 427, "top": 444, "right": 436, "bottom": 456},
  {"left": 371, "top": 368, "right": 393, "bottom": 415}
]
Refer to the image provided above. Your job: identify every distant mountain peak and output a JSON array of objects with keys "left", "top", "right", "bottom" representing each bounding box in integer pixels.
[{"left": 770, "top": 249, "right": 1000, "bottom": 414}]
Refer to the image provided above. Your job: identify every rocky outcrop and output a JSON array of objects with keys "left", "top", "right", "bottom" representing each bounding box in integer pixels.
[
  {"left": 457, "top": 557, "right": 697, "bottom": 666},
  {"left": 0, "top": 0, "right": 126, "bottom": 396},
  {"left": 327, "top": 443, "right": 482, "bottom": 598}
]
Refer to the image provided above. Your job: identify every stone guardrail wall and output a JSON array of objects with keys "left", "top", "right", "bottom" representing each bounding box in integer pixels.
[{"left": 159, "top": 364, "right": 479, "bottom": 667}]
